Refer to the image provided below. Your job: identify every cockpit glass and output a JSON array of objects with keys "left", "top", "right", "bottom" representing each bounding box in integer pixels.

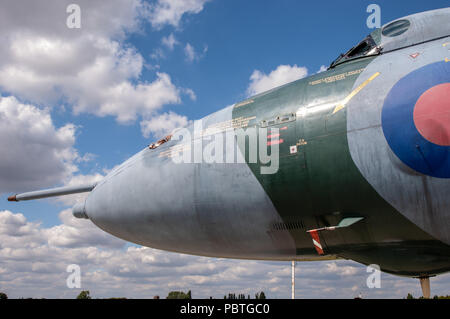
[
  {"left": 346, "top": 37, "right": 375, "bottom": 58},
  {"left": 329, "top": 30, "right": 381, "bottom": 68}
]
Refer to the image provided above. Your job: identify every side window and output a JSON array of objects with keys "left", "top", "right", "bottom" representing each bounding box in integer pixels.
[
  {"left": 382, "top": 19, "right": 411, "bottom": 37},
  {"left": 346, "top": 38, "right": 374, "bottom": 58}
]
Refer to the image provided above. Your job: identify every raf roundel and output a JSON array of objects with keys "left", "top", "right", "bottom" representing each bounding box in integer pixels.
[{"left": 382, "top": 61, "right": 450, "bottom": 178}]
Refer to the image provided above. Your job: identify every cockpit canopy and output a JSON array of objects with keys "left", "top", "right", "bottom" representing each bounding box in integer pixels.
[
  {"left": 329, "top": 30, "right": 381, "bottom": 68},
  {"left": 329, "top": 8, "right": 450, "bottom": 69}
]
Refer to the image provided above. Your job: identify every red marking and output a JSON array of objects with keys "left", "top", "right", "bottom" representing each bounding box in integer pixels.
[
  {"left": 410, "top": 52, "right": 420, "bottom": 59},
  {"left": 267, "top": 139, "right": 284, "bottom": 146},
  {"left": 280, "top": 126, "right": 288, "bottom": 130},
  {"left": 308, "top": 230, "right": 324, "bottom": 255},
  {"left": 267, "top": 133, "right": 280, "bottom": 139},
  {"left": 413, "top": 83, "right": 450, "bottom": 146}
]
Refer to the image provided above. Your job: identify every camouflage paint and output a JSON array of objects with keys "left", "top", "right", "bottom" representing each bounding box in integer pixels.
[{"left": 232, "top": 55, "right": 450, "bottom": 276}]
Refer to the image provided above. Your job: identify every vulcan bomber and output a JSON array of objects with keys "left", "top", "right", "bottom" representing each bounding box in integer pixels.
[{"left": 8, "top": 8, "right": 450, "bottom": 297}]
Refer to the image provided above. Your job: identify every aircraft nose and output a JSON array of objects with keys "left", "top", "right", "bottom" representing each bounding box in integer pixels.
[{"left": 83, "top": 149, "right": 196, "bottom": 245}]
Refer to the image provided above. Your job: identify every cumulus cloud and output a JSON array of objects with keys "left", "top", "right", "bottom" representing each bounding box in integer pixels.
[
  {"left": 44, "top": 210, "right": 125, "bottom": 249},
  {"left": 0, "top": 0, "right": 147, "bottom": 40},
  {"left": 74, "top": 70, "right": 182, "bottom": 123},
  {"left": 0, "top": 96, "right": 81, "bottom": 193},
  {"left": 0, "top": 96, "right": 105, "bottom": 197},
  {"left": 0, "top": 0, "right": 191, "bottom": 125},
  {"left": 0, "top": 32, "right": 183, "bottom": 124},
  {"left": 1, "top": 210, "right": 449, "bottom": 299},
  {"left": 140, "top": 111, "right": 190, "bottom": 138},
  {"left": 247, "top": 64, "right": 309, "bottom": 96},
  {"left": 148, "top": 0, "right": 211, "bottom": 29}
]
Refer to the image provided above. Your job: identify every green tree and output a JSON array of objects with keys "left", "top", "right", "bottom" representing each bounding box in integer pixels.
[
  {"left": 166, "top": 291, "right": 191, "bottom": 299},
  {"left": 406, "top": 293, "right": 450, "bottom": 299},
  {"left": 0, "top": 292, "right": 8, "bottom": 300},
  {"left": 226, "top": 293, "right": 234, "bottom": 300},
  {"left": 255, "top": 291, "right": 266, "bottom": 299},
  {"left": 76, "top": 290, "right": 91, "bottom": 299}
]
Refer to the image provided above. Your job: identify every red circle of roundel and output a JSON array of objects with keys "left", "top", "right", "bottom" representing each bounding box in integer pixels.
[{"left": 413, "top": 83, "right": 450, "bottom": 146}]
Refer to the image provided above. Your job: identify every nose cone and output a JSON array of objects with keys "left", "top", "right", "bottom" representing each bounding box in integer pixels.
[
  {"left": 84, "top": 149, "right": 197, "bottom": 250},
  {"left": 72, "top": 201, "right": 88, "bottom": 219}
]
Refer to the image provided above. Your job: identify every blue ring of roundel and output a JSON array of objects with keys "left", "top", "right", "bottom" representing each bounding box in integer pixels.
[{"left": 381, "top": 61, "right": 450, "bottom": 178}]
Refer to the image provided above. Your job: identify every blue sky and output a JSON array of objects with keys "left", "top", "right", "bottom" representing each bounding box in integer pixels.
[{"left": 0, "top": 0, "right": 449, "bottom": 299}]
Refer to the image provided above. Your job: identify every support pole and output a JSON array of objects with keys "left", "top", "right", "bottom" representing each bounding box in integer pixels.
[
  {"left": 291, "top": 260, "right": 295, "bottom": 299},
  {"left": 419, "top": 277, "right": 430, "bottom": 299}
]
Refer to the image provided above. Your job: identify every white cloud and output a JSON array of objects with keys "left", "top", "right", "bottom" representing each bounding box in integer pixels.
[
  {"left": 150, "top": 47, "right": 166, "bottom": 60},
  {"left": 0, "top": 96, "right": 81, "bottom": 193},
  {"left": 73, "top": 71, "right": 182, "bottom": 123},
  {"left": 162, "top": 33, "right": 179, "bottom": 50},
  {"left": 246, "top": 64, "right": 309, "bottom": 96},
  {"left": 317, "top": 65, "right": 328, "bottom": 73},
  {"left": 148, "top": 0, "right": 210, "bottom": 29},
  {"left": 184, "top": 43, "right": 196, "bottom": 62},
  {"left": 0, "top": 33, "right": 183, "bottom": 124},
  {"left": 184, "top": 43, "right": 208, "bottom": 63},
  {"left": 1, "top": 210, "right": 449, "bottom": 299},
  {"left": 44, "top": 210, "right": 125, "bottom": 249},
  {"left": 0, "top": 0, "right": 192, "bottom": 125},
  {"left": 323, "top": 262, "right": 358, "bottom": 276},
  {"left": 0, "top": 96, "right": 104, "bottom": 197},
  {"left": 182, "top": 88, "right": 197, "bottom": 101},
  {"left": 140, "top": 111, "right": 189, "bottom": 138},
  {"left": 0, "top": 0, "right": 148, "bottom": 40}
]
